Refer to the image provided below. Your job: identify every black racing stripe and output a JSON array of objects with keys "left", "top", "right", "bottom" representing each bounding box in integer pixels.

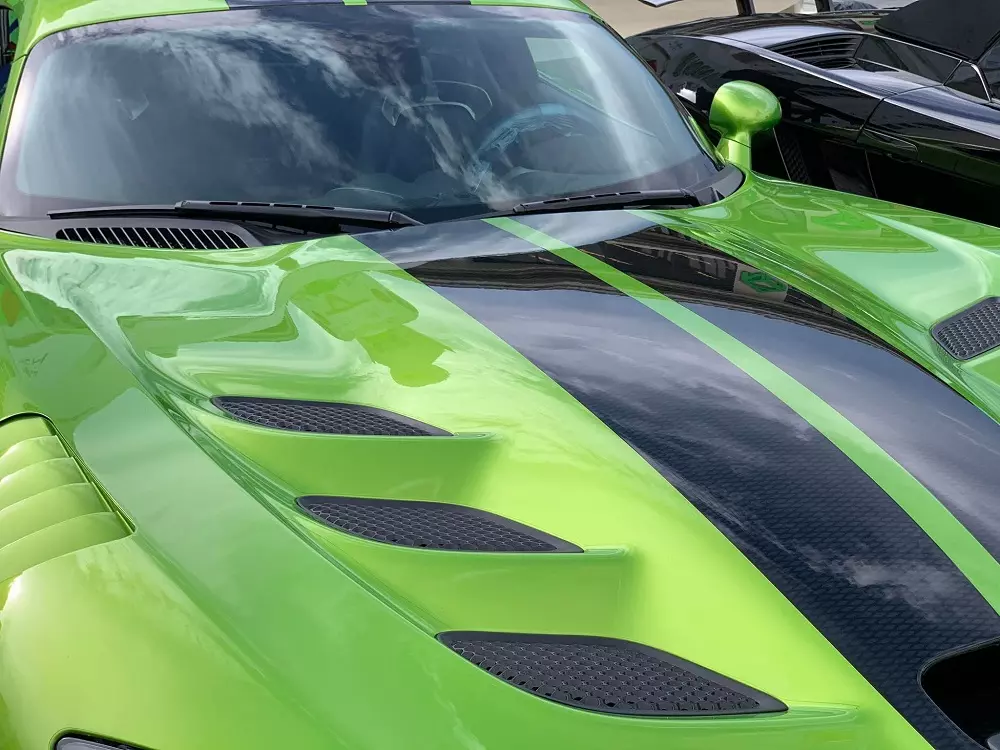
[
  {"left": 562, "top": 218, "right": 1000, "bottom": 579},
  {"left": 362, "top": 218, "right": 999, "bottom": 750}
]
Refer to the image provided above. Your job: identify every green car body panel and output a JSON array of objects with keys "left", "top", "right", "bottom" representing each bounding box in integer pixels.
[{"left": 2, "top": 2, "right": 1000, "bottom": 750}]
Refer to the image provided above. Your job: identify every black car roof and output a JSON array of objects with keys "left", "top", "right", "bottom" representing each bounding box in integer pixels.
[{"left": 875, "top": 0, "right": 1000, "bottom": 60}]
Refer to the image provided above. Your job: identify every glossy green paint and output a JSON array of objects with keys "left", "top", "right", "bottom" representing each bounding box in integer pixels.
[
  {"left": 0, "top": 214, "right": 941, "bottom": 748},
  {"left": 0, "top": 5, "right": 998, "bottom": 742},
  {"left": 0, "top": 416, "right": 128, "bottom": 590},
  {"left": 709, "top": 81, "right": 783, "bottom": 169},
  {"left": 629, "top": 171, "right": 1000, "bottom": 424}
]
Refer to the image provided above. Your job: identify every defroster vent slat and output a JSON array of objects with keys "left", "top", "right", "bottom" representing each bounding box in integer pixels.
[{"left": 56, "top": 225, "right": 249, "bottom": 250}]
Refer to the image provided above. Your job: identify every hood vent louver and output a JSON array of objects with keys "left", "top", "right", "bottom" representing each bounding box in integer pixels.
[
  {"left": 0, "top": 416, "right": 130, "bottom": 585},
  {"left": 439, "top": 633, "right": 786, "bottom": 716},
  {"left": 923, "top": 639, "right": 1000, "bottom": 747},
  {"left": 56, "top": 224, "right": 249, "bottom": 250},
  {"left": 298, "top": 496, "right": 581, "bottom": 552},
  {"left": 771, "top": 36, "right": 861, "bottom": 69},
  {"left": 933, "top": 297, "right": 1000, "bottom": 360},
  {"left": 213, "top": 397, "right": 449, "bottom": 437}
]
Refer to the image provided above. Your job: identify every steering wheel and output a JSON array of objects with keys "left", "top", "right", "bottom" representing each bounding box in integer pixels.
[{"left": 473, "top": 103, "right": 599, "bottom": 180}]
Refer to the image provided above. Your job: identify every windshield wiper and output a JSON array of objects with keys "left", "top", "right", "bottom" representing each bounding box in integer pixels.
[
  {"left": 499, "top": 189, "right": 703, "bottom": 218},
  {"left": 48, "top": 201, "right": 422, "bottom": 232}
]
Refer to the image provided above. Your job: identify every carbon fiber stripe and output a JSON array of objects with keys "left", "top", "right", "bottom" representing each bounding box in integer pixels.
[
  {"left": 579, "top": 214, "right": 1000, "bottom": 592},
  {"left": 360, "top": 217, "right": 999, "bottom": 750}
]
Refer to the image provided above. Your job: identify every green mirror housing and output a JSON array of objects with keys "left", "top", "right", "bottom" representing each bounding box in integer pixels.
[{"left": 709, "top": 81, "right": 781, "bottom": 170}]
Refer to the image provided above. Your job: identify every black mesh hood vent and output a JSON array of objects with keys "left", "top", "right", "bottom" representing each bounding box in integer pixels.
[
  {"left": 57, "top": 225, "right": 249, "bottom": 250},
  {"left": 439, "top": 633, "right": 786, "bottom": 716},
  {"left": 213, "top": 397, "right": 448, "bottom": 436},
  {"left": 298, "top": 497, "right": 581, "bottom": 552},
  {"left": 932, "top": 297, "right": 1000, "bottom": 360},
  {"left": 771, "top": 36, "right": 861, "bottom": 69}
]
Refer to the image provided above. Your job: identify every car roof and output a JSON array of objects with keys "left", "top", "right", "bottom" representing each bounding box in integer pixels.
[
  {"left": 874, "top": 0, "right": 1000, "bottom": 61},
  {"left": 7, "top": 0, "right": 594, "bottom": 56}
]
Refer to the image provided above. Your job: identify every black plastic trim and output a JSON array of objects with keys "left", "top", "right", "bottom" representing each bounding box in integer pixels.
[
  {"left": 298, "top": 496, "right": 582, "bottom": 552},
  {"left": 438, "top": 632, "right": 787, "bottom": 716},
  {"left": 212, "top": 396, "right": 450, "bottom": 436}
]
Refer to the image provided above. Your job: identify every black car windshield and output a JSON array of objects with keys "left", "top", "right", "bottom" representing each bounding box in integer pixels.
[{"left": 0, "top": 4, "right": 722, "bottom": 222}]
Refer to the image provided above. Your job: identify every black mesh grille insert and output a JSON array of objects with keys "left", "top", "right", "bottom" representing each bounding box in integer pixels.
[
  {"left": 213, "top": 397, "right": 448, "bottom": 436},
  {"left": 439, "top": 633, "right": 786, "bottom": 716},
  {"left": 298, "top": 497, "right": 581, "bottom": 552},
  {"left": 56, "top": 225, "right": 248, "bottom": 250},
  {"left": 771, "top": 36, "right": 861, "bottom": 69},
  {"left": 933, "top": 298, "right": 1000, "bottom": 360}
]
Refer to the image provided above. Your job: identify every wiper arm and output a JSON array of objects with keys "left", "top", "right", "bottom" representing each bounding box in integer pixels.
[
  {"left": 500, "top": 189, "right": 703, "bottom": 218},
  {"left": 48, "top": 201, "right": 422, "bottom": 232}
]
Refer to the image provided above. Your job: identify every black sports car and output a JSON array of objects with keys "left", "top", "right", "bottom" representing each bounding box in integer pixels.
[{"left": 629, "top": 0, "right": 1000, "bottom": 227}]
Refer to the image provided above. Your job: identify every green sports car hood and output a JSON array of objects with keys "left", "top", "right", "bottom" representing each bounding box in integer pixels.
[{"left": 3, "top": 173, "right": 1000, "bottom": 750}]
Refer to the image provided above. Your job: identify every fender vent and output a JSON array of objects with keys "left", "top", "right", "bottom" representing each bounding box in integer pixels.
[
  {"left": 213, "top": 397, "right": 448, "bottom": 437},
  {"left": 932, "top": 297, "right": 1000, "bottom": 360},
  {"left": 298, "top": 496, "right": 581, "bottom": 552},
  {"left": 56, "top": 225, "right": 249, "bottom": 250},
  {"left": 922, "top": 639, "right": 1000, "bottom": 747},
  {"left": 771, "top": 36, "right": 861, "bottom": 69},
  {"left": 439, "top": 633, "right": 786, "bottom": 716},
  {"left": 0, "top": 417, "right": 129, "bottom": 584}
]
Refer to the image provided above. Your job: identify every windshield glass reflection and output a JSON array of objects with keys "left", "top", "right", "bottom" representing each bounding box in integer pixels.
[{"left": 0, "top": 5, "right": 720, "bottom": 222}]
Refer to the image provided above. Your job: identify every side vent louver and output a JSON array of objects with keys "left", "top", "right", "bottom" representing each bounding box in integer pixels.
[
  {"left": 922, "top": 640, "right": 1000, "bottom": 747},
  {"left": 213, "top": 397, "right": 449, "bottom": 437},
  {"left": 298, "top": 496, "right": 581, "bottom": 552},
  {"left": 0, "top": 417, "right": 129, "bottom": 584},
  {"left": 933, "top": 297, "right": 1000, "bottom": 360},
  {"left": 771, "top": 36, "right": 861, "bottom": 69},
  {"left": 57, "top": 225, "right": 249, "bottom": 250},
  {"left": 439, "top": 633, "right": 787, "bottom": 716}
]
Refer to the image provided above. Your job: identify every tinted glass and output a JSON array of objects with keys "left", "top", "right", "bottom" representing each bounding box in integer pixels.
[
  {"left": 0, "top": 5, "right": 719, "bottom": 222},
  {"left": 946, "top": 62, "right": 988, "bottom": 99},
  {"left": 981, "top": 44, "right": 1000, "bottom": 100}
]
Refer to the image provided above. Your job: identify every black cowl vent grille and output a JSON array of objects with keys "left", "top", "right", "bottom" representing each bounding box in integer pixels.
[
  {"left": 771, "top": 36, "right": 861, "bottom": 69},
  {"left": 213, "top": 397, "right": 448, "bottom": 436},
  {"left": 298, "top": 497, "right": 581, "bottom": 552},
  {"left": 439, "top": 633, "right": 787, "bottom": 716},
  {"left": 57, "top": 225, "right": 248, "bottom": 250},
  {"left": 933, "top": 298, "right": 1000, "bottom": 360}
]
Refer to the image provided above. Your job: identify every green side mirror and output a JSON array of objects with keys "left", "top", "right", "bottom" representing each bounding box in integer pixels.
[{"left": 709, "top": 81, "right": 781, "bottom": 170}]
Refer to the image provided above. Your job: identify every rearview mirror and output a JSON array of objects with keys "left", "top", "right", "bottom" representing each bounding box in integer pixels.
[{"left": 709, "top": 81, "right": 781, "bottom": 170}]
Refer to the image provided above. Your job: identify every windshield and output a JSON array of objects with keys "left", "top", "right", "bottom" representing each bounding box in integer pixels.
[{"left": 0, "top": 4, "right": 721, "bottom": 223}]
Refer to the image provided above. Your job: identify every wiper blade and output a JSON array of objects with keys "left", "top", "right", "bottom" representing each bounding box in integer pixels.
[
  {"left": 48, "top": 201, "right": 422, "bottom": 232},
  {"left": 505, "top": 189, "right": 702, "bottom": 217}
]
